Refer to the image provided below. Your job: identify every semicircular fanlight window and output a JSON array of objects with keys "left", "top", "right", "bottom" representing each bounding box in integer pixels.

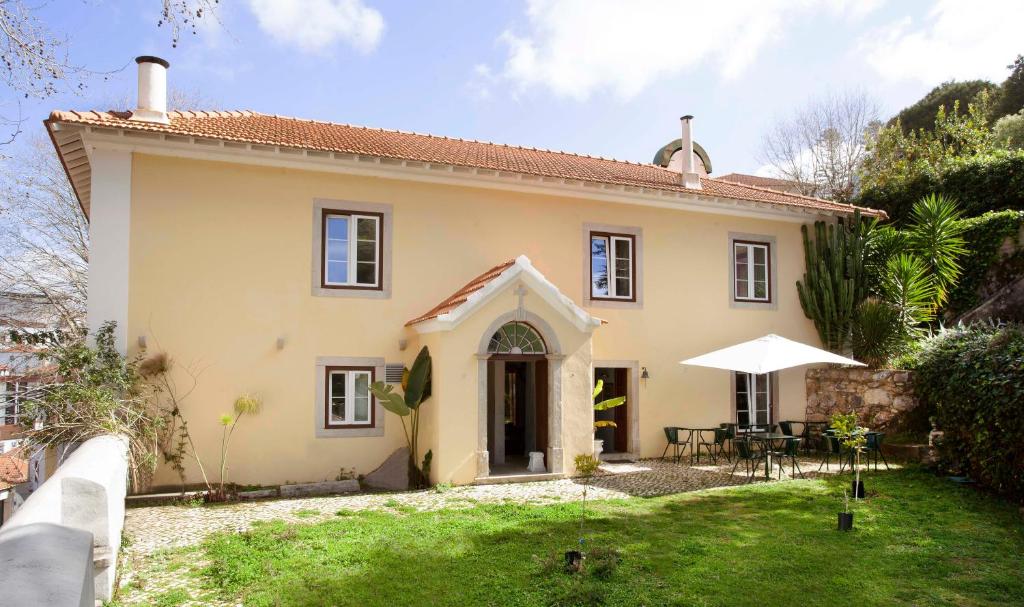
[{"left": 487, "top": 321, "right": 546, "bottom": 355}]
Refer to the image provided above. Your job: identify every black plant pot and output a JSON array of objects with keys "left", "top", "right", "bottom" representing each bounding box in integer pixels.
[
  {"left": 838, "top": 512, "right": 854, "bottom": 531},
  {"left": 851, "top": 480, "right": 865, "bottom": 499},
  {"left": 564, "top": 550, "right": 583, "bottom": 572}
]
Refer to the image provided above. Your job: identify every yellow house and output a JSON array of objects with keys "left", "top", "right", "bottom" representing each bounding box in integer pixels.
[{"left": 45, "top": 57, "right": 882, "bottom": 489}]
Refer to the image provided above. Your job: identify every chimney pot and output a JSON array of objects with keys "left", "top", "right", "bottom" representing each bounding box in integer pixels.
[
  {"left": 130, "top": 55, "right": 170, "bottom": 124},
  {"left": 679, "top": 115, "right": 701, "bottom": 190}
]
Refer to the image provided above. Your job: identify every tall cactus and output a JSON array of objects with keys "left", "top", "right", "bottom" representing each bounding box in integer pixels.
[{"left": 796, "top": 211, "right": 869, "bottom": 354}]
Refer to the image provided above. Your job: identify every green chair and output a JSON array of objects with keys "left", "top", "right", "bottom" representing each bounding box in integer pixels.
[
  {"left": 818, "top": 434, "right": 849, "bottom": 473},
  {"left": 771, "top": 437, "right": 805, "bottom": 479},
  {"left": 729, "top": 438, "right": 766, "bottom": 483},
  {"left": 661, "top": 427, "right": 688, "bottom": 463},
  {"left": 865, "top": 432, "right": 890, "bottom": 471}
]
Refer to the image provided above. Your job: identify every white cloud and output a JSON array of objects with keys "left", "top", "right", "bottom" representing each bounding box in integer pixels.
[
  {"left": 859, "top": 0, "right": 1024, "bottom": 84},
  {"left": 480, "top": 0, "right": 883, "bottom": 101},
  {"left": 246, "top": 0, "right": 384, "bottom": 54}
]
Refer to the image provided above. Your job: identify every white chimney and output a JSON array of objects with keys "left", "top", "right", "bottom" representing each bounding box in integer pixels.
[
  {"left": 680, "top": 115, "right": 701, "bottom": 189},
  {"left": 130, "top": 56, "right": 170, "bottom": 124}
]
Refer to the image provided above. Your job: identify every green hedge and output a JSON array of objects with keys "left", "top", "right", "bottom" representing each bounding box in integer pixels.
[
  {"left": 946, "top": 209, "right": 1024, "bottom": 317},
  {"left": 910, "top": 324, "right": 1024, "bottom": 503},
  {"left": 856, "top": 150, "right": 1024, "bottom": 224}
]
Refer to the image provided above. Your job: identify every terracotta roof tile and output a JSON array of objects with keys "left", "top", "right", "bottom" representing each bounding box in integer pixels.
[
  {"left": 0, "top": 448, "right": 28, "bottom": 490},
  {"left": 406, "top": 259, "right": 517, "bottom": 326},
  {"left": 46, "top": 110, "right": 885, "bottom": 218}
]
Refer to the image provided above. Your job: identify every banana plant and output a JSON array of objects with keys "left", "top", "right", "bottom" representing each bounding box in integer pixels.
[
  {"left": 369, "top": 346, "right": 432, "bottom": 488},
  {"left": 593, "top": 379, "right": 626, "bottom": 430}
]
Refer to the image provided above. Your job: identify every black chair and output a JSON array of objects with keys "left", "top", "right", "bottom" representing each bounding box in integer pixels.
[
  {"left": 818, "top": 434, "right": 849, "bottom": 473},
  {"left": 803, "top": 421, "right": 828, "bottom": 455},
  {"left": 771, "top": 437, "right": 805, "bottom": 479},
  {"left": 730, "top": 438, "right": 766, "bottom": 483},
  {"left": 865, "top": 432, "right": 890, "bottom": 471},
  {"left": 719, "top": 423, "right": 738, "bottom": 460},
  {"left": 694, "top": 428, "right": 727, "bottom": 464},
  {"left": 661, "top": 427, "right": 688, "bottom": 463}
]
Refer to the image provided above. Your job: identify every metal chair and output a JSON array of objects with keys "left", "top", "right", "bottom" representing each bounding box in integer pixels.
[
  {"left": 865, "top": 432, "right": 890, "bottom": 471},
  {"left": 730, "top": 437, "right": 766, "bottom": 483},
  {"left": 719, "top": 423, "right": 738, "bottom": 460},
  {"left": 694, "top": 427, "right": 727, "bottom": 464},
  {"left": 771, "top": 437, "right": 805, "bottom": 479},
  {"left": 661, "top": 427, "right": 688, "bottom": 463},
  {"left": 818, "top": 434, "right": 849, "bottom": 473}
]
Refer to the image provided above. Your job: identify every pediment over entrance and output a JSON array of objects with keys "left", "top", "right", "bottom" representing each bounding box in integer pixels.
[{"left": 406, "top": 255, "right": 603, "bottom": 334}]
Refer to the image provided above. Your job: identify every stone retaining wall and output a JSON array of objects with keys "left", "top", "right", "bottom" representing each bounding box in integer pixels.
[{"left": 805, "top": 368, "right": 918, "bottom": 429}]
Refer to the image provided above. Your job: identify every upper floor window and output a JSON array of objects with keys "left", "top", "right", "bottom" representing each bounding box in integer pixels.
[
  {"left": 733, "top": 240, "right": 771, "bottom": 302},
  {"left": 321, "top": 210, "right": 382, "bottom": 290},
  {"left": 325, "top": 366, "right": 374, "bottom": 428},
  {"left": 3, "top": 381, "right": 27, "bottom": 426},
  {"left": 590, "top": 232, "right": 635, "bottom": 301}
]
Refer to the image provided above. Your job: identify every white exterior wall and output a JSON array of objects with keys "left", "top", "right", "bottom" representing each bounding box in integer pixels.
[{"left": 86, "top": 148, "right": 132, "bottom": 353}]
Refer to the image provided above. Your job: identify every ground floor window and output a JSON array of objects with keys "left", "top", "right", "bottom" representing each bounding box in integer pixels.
[
  {"left": 325, "top": 367, "right": 374, "bottom": 428},
  {"left": 735, "top": 372, "right": 771, "bottom": 429}
]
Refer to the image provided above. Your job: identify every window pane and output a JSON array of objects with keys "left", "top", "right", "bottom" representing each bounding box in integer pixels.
[
  {"left": 356, "top": 240, "right": 376, "bottom": 263},
  {"left": 591, "top": 237, "right": 609, "bottom": 296},
  {"left": 613, "top": 238, "right": 631, "bottom": 262},
  {"left": 330, "top": 372, "right": 346, "bottom": 423},
  {"left": 327, "top": 261, "right": 348, "bottom": 284},
  {"left": 326, "top": 216, "right": 349, "bottom": 240},
  {"left": 734, "top": 244, "right": 748, "bottom": 265},
  {"left": 356, "top": 217, "right": 377, "bottom": 241},
  {"left": 356, "top": 262, "right": 376, "bottom": 285},
  {"left": 754, "top": 281, "right": 767, "bottom": 299},
  {"left": 327, "top": 239, "right": 348, "bottom": 263},
  {"left": 615, "top": 278, "right": 631, "bottom": 298},
  {"left": 736, "top": 278, "right": 749, "bottom": 299},
  {"left": 754, "top": 262, "right": 766, "bottom": 283},
  {"left": 737, "top": 411, "right": 750, "bottom": 426},
  {"left": 753, "top": 246, "right": 766, "bottom": 265},
  {"left": 353, "top": 373, "right": 370, "bottom": 422}
]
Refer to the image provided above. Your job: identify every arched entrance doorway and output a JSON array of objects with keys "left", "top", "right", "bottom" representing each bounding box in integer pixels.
[{"left": 485, "top": 321, "right": 549, "bottom": 474}]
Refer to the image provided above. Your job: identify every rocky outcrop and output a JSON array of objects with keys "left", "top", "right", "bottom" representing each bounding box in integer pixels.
[{"left": 805, "top": 368, "right": 917, "bottom": 430}]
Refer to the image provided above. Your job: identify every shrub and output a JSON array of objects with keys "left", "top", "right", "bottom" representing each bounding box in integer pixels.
[
  {"left": 852, "top": 298, "right": 904, "bottom": 368},
  {"left": 909, "top": 323, "right": 1024, "bottom": 502},
  {"left": 856, "top": 149, "right": 1024, "bottom": 224}
]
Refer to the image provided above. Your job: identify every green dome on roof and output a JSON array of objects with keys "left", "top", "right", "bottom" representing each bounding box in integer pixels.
[{"left": 652, "top": 139, "right": 712, "bottom": 174}]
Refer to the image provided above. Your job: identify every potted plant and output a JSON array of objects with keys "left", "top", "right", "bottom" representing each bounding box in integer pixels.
[
  {"left": 592, "top": 379, "right": 626, "bottom": 458},
  {"left": 831, "top": 411, "right": 868, "bottom": 499},
  {"left": 838, "top": 488, "right": 854, "bottom": 531}
]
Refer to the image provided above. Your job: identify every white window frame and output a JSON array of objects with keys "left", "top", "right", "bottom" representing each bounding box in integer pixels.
[
  {"left": 3, "top": 381, "right": 27, "bottom": 426},
  {"left": 326, "top": 369, "right": 373, "bottom": 427},
  {"left": 735, "top": 372, "right": 772, "bottom": 430},
  {"left": 733, "top": 241, "right": 771, "bottom": 303},
  {"left": 323, "top": 213, "right": 381, "bottom": 288},
  {"left": 590, "top": 234, "right": 634, "bottom": 300}
]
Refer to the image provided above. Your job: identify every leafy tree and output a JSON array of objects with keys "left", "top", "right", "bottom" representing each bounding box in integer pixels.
[
  {"left": 993, "top": 110, "right": 1024, "bottom": 150},
  {"left": 860, "top": 95, "right": 995, "bottom": 197},
  {"left": 890, "top": 80, "right": 997, "bottom": 134},
  {"left": 991, "top": 55, "right": 1024, "bottom": 121}
]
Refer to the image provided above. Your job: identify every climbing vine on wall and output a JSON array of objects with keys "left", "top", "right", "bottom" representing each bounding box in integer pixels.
[{"left": 946, "top": 210, "right": 1024, "bottom": 318}]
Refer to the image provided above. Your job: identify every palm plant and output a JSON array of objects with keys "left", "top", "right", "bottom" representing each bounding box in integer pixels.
[
  {"left": 852, "top": 297, "right": 904, "bottom": 368},
  {"left": 369, "top": 346, "right": 433, "bottom": 488},
  {"left": 905, "top": 193, "right": 966, "bottom": 308}
]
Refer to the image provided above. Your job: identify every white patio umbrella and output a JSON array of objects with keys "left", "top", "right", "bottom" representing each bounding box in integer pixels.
[{"left": 679, "top": 334, "right": 864, "bottom": 374}]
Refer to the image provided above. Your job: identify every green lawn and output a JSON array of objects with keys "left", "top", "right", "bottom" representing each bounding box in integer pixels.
[{"left": 127, "top": 468, "right": 1024, "bottom": 607}]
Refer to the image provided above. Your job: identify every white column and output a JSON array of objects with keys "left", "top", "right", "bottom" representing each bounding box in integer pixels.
[{"left": 86, "top": 148, "right": 132, "bottom": 354}]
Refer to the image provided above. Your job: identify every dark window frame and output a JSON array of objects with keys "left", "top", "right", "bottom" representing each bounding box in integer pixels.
[
  {"left": 732, "top": 239, "right": 773, "bottom": 304},
  {"left": 320, "top": 208, "right": 385, "bottom": 291},
  {"left": 324, "top": 365, "right": 376, "bottom": 429},
  {"left": 589, "top": 231, "right": 637, "bottom": 303}
]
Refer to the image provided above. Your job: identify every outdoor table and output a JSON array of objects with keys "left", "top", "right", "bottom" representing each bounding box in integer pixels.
[
  {"left": 747, "top": 432, "right": 797, "bottom": 480},
  {"left": 688, "top": 427, "right": 722, "bottom": 465}
]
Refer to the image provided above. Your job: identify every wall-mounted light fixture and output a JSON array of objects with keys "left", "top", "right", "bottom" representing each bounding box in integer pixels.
[
  {"left": 641, "top": 367, "right": 650, "bottom": 380},
  {"left": 276, "top": 336, "right": 286, "bottom": 350},
  {"left": 398, "top": 339, "right": 408, "bottom": 351},
  {"left": 137, "top": 335, "right": 147, "bottom": 349}
]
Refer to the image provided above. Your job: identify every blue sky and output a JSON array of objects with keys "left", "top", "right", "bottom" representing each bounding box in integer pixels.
[{"left": 19, "top": 0, "right": 1024, "bottom": 174}]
